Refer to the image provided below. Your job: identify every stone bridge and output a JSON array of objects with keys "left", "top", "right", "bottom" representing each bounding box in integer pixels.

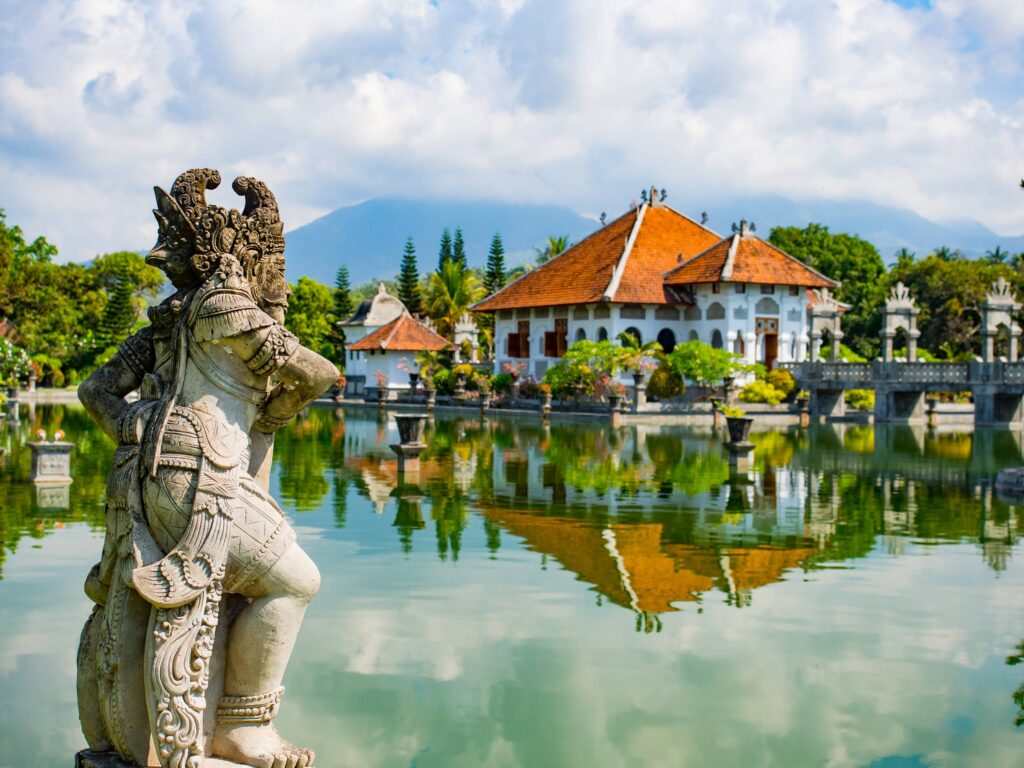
[{"left": 780, "top": 360, "right": 1024, "bottom": 426}]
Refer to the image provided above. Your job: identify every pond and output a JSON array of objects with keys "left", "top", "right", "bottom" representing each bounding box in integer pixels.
[{"left": 1, "top": 405, "right": 1023, "bottom": 767}]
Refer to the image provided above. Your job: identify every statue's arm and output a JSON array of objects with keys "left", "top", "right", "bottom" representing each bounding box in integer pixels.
[{"left": 79, "top": 354, "right": 145, "bottom": 441}]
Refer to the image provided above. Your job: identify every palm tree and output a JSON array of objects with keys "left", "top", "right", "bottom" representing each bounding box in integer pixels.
[
  {"left": 424, "top": 259, "right": 484, "bottom": 338},
  {"left": 986, "top": 245, "right": 1008, "bottom": 264},
  {"left": 616, "top": 331, "right": 662, "bottom": 372},
  {"left": 535, "top": 235, "right": 570, "bottom": 265}
]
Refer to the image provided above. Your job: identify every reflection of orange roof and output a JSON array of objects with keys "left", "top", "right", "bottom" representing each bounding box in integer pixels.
[
  {"left": 722, "top": 546, "right": 813, "bottom": 591},
  {"left": 486, "top": 507, "right": 816, "bottom": 613},
  {"left": 346, "top": 455, "right": 448, "bottom": 486},
  {"left": 347, "top": 313, "right": 451, "bottom": 352},
  {"left": 472, "top": 204, "right": 719, "bottom": 311},
  {"left": 664, "top": 234, "right": 837, "bottom": 288}
]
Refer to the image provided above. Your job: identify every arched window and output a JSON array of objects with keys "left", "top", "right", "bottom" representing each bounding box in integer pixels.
[
  {"left": 688, "top": 330, "right": 699, "bottom": 342},
  {"left": 621, "top": 327, "right": 642, "bottom": 346},
  {"left": 598, "top": 326, "right": 608, "bottom": 342},
  {"left": 733, "top": 336, "right": 745, "bottom": 356},
  {"left": 755, "top": 297, "right": 780, "bottom": 314},
  {"left": 711, "top": 329, "right": 724, "bottom": 349},
  {"left": 656, "top": 328, "right": 677, "bottom": 354},
  {"left": 575, "top": 328, "right": 587, "bottom": 343},
  {"left": 707, "top": 302, "right": 726, "bottom": 320}
]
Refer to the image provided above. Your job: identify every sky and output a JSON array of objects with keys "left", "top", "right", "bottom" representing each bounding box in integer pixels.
[{"left": 0, "top": 0, "right": 1022, "bottom": 263}]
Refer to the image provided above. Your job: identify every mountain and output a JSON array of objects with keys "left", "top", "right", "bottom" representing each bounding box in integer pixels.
[
  {"left": 697, "top": 195, "right": 1024, "bottom": 264},
  {"left": 284, "top": 195, "right": 1024, "bottom": 285},
  {"left": 284, "top": 198, "right": 597, "bottom": 285}
]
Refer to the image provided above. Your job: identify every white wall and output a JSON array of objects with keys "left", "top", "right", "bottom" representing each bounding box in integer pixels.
[
  {"left": 346, "top": 349, "right": 419, "bottom": 390},
  {"left": 488, "top": 283, "right": 812, "bottom": 379}
]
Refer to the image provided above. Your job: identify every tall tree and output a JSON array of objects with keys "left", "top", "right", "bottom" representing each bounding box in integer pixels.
[
  {"left": 333, "top": 266, "right": 353, "bottom": 321},
  {"left": 452, "top": 228, "right": 467, "bottom": 269},
  {"left": 424, "top": 258, "right": 484, "bottom": 338},
  {"left": 398, "top": 237, "right": 422, "bottom": 315},
  {"left": 985, "top": 245, "right": 1008, "bottom": 264},
  {"left": 437, "top": 228, "right": 453, "bottom": 271},
  {"left": 96, "top": 271, "right": 137, "bottom": 351},
  {"left": 768, "top": 223, "right": 888, "bottom": 358},
  {"left": 484, "top": 232, "right": 507, "bottom": 297}
]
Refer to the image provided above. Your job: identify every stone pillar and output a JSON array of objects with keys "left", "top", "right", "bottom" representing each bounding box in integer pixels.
[
  {"left": 907, "top": 331, "right": 919, "bottom": 362},
  {"left": 874, "top": 387, "right": 925, "bottom": 424},
  {"left": 882, "top": 332, "right": 894, "bottom": 362},
  {"left": 983, "top": 332, "right": 995, "bottom": 363},
  {"left": 809, "top": 332, "right": 821, "bottom": 363},
  {"left": 1011, "top": 327, "right": 1021, "bottom": 362},
  {"left": 809, "top": 387, "right": 845, "bottom": 420},
  {"left": 830, "top": 333, "right": 841, "bottom": 362}
]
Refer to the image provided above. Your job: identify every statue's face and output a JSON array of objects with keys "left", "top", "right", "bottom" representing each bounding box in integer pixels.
[{"left": 146, "top": 234, "right": 197, "bottom": 290}]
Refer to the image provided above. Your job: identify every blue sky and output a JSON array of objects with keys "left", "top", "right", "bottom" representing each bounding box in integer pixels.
[{"left": 0, "top": 0, "right": 1021, "bottom": 262}]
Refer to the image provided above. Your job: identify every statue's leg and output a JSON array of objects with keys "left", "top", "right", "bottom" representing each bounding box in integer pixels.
[{"left": 211, "top": 540, "right": 320, "bottom": 768}]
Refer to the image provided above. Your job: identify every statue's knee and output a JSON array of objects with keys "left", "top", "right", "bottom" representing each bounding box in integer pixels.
[{"left": 288, "top": 548, "right": 320, "bottom": 602}]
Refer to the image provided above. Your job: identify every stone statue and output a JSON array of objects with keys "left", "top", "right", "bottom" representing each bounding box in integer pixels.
[{"left": 76, "top": 169, "right": 337, "bottom": 768}]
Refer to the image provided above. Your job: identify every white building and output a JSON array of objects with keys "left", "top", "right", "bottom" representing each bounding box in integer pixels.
[
  {"left": 343, "top": 284, "right": 450, "bottom": 397},
  {"left": 472, "top": 196, "right": 838, "bottom": 379}
]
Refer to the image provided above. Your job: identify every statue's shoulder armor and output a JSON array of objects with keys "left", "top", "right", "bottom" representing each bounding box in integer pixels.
[
  {"left": 118, "top": 325, "right": 156, "bottom": 379},
  {"left": 189, "top": 258, "right": 275, "bottom": 343}
]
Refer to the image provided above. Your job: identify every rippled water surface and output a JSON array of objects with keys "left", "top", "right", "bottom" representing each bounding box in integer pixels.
[{"left": 1, "top": 405, "right": 1023, "bottom": 767}]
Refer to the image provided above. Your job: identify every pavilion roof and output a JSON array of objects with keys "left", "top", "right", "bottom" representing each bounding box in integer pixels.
[
  {"left": 663, "top": 229, "right": 838, "bottom": 288},
  {"left": 347, "top": 312, "right": 451, "bottom": 352},
  {"left": 472, "top": 203, "right": 720, "bottom": 311}
]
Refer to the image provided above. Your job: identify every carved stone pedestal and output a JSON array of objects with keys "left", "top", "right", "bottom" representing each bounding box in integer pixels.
[
  {"left": 29, "top": 440, "right": 74, "bottom": 483},
  {"left": 76, "top": 749, "right": 249, "bottom": 768}
]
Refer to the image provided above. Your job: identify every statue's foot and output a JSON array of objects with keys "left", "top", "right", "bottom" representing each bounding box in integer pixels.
[{"left": 212, "top": 723, "right": 315, "bottom": 768}]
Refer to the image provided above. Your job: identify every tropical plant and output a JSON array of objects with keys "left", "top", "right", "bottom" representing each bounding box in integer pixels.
[
  {"left": 415, "top": 349, "right": 446, "bottom": 377},
  {"left": 424, "top": 258, "right": 484, "bottom": 338},
  {"left": 845, "top": 389, "right": 875, "bottom": 410},
  {"left": 285, "top": 277, "right": 336, "bottom": 362},
  {"left": 664, "top": 340, "right": 747, "bottom": 390},
  {"left": 616, "top": 332, "right": 662, "bottom": 373},
  {"left": 0, "top": 338, "right": 31, "bottom": 386},
  {"left": 739, "top": 380, "right": 785, "bottom": 405},
  {"left": 647, "top": 366, "right": 684, "bottom": 400},
  {"left": 535, "top": 235, "right": 570, "bottom": 264}
]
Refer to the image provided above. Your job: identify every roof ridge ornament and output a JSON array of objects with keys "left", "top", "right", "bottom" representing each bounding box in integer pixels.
[
  {"left": 731, "top": 219, "right": 756, "bottom": 236},
  {"left": 640, "top": 186, "right": 667, "bottom": 207}
]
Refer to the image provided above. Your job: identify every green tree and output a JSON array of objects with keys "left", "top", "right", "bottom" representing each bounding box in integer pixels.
[
  {"left": 535, "top": 235, "right": 569, "bottom": 265},
  {"left": 437, "top": 228, "right": 453, "bottom": 271},
  {"left": 768, "top": 223, "right": 888, "bottom": 358},
  {"left": 285, "top": 277, "right": 337, "bottom": 362},
  {"left": 333, "top": 266, "right": 353, "bottom": 321},
  {"left": 986, "top": 245, "right": 1008, "bottom": 264},
  {"left": 91, "top": 251, "right": 165, "bottom": 309},
  {"left": 889, "top": 253, "right": 1022, "bottom": 354},
  {"left": 398, "top": 237, "right": 422, "bottom": 315},
  {"left": 452, "top": 228, "right": 467, "bottom": 269},
  {"left": 664, "top": 340, "right": 746, "bottom": 390},
  {"left": 484, "top": 233, "right": 507, "bottom": 296},
  {"left": 96, "top": 271, "right": 137, "bottom": 351},
  {"left": 424, "top": 258, "right": 483, "bottom": 338}
]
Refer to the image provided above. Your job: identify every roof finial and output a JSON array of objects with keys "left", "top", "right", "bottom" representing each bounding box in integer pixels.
[
  {"left": 731, "top": 219, "right": 755, "bottom": 236},
  {"left": 600, "top": 211, "right": 607, "bottom": 226},
  {"left": 700, "top": 211, "right": 709, "bottom": 225}
]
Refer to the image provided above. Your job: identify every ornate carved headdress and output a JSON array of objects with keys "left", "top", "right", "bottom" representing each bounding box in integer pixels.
[{"left": 149, "top": 168, "right": 286, "bottom": 304}]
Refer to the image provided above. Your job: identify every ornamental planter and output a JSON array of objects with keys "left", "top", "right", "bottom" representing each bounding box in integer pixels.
[
  {"left": 511, "top": 380, "right": 521, "bottom": 401},
  {"left": 725, "top": 416, "right": 753, "bottom": 444},
  {"left": 455, "top": 376, "right": 467, "bottom": 399},
  {"left": 480, "top": 397, "right": 491, "bottom": 414},
  {"left": 409, "top": 372, "right": 420, "bottom": 388},
  {"left": 608, "top": 394, "right": 622, "bottom": 412},
  {"left": 395, "top": 413, "right": 427, "bottom": 445},
  {"left": 425, "top": 390, "right": 436, "bottom": 411},
  {"left": 541, "top": 392, "right": 552, "bottom": 416},
  {"left": 376, "top": 389, "right": 388, "bottom": 406}
]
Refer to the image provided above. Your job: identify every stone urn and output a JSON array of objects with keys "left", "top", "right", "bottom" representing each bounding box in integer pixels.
[
  {"left": 409, "top": 371, "right": 420, "bottom": 388},
  {"left": 425, "top": 389, "right": 436, "bottom": 411},
  {"left": 725, "top": 416, "right": 753, "bottom": 444},
  {"left": 632, "top": 371, "right": 645, "bottom": 389},
  {"left": 395, "top": 413, "right": 427, "bottom": 445},
  {"left": 511, "top": 379, "right": 521, "bottom": 401},
  {"left": 454, "top": 375, "right": 467, "bottom": 399},
  {"left": 608, "top": 394, "right": 622, "bottom": 412},
  {"left": 480, "top": 396, "right": 491, "bottom": 414},
  {"left": 376, "top": 388, "right": 388, "bottom": 406}
]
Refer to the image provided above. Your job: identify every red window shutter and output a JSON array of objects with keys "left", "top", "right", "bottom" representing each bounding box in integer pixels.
[
  {"left": 544, "top": 332, "right": 557, "bottom": 358},
  {"left": 555, "top": 318, "right": 568, "bottom": 357},
  {"left": 507, "top": 333, "right": 519, "bottom": 358}
]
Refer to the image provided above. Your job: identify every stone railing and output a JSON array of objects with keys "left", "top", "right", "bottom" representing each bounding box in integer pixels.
[{"left": 885, "top": 362, "right": 968, "bottom": 384}]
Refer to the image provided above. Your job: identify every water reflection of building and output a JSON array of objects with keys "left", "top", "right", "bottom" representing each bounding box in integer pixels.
[{"left": 482, "top": 508, "right": 815, "bottom": 613}]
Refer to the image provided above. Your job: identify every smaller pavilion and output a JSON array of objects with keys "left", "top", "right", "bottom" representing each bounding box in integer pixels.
[{"left": 343, "top": 284, "right": 450, "bottom": 398}]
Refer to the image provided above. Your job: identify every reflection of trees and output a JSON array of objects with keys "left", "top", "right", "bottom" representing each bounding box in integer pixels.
[
  {"left": 0, "top": 406, "right": 111, "bottom": 580},
  {"left": 274, "top": 408, "right": 333, "bottom": 512},
  {"left": 1007, "top": 639, "right": 1024, "bottom": 727}
]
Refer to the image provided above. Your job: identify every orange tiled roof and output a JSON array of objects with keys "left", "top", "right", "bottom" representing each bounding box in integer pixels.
[
  {"left": 347, "top": 313, "right": 451, "bottom": 352},
  {"left": 473, "top": 203, "right": 719, "bottom": 311},
  {"left": 664, "top": 233, "right": 837, "bottom": 288}
]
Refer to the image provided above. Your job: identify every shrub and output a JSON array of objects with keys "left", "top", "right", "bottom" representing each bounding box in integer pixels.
[
  {"left": 452, "top": 363, "right": 474, "bottom": 379},
  {"left": 665, "top": 340, "right": 748, "bottom": 389},
  {"left": 492, "top": 372, "right": 513, "bottom": 394},
  {"left": 845, "top": 389, "right": 875, "bottom": 410},
  {"left": 433, "top": 368, "right": 453, "bottom": 395},
  {"left": 739, "top": 380, "right": 785, "bottom": 405},
  {"left": 647, "top": 366, "right": 684, "bottom": 400},
  {"left": 766, "top": 369, "right": 796, "bottom": 398}
]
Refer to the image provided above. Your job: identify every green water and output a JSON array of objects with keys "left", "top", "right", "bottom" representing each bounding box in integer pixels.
[{"left": 1, "top": 405, "right": 1023, "bottom": 767}]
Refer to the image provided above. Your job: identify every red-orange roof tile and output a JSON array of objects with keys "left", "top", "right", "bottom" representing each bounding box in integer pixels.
[
  {"left": 664, "top": 233, "right": 837, "bottom": 288},
  {"left": 473, "top": 204, "right": 719, "bottom": 311},
  {"left": 347, "top": 313, "right": 451, "bottom": 352}
]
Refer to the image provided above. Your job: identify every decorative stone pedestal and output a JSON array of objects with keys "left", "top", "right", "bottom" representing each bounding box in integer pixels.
[
  {"left": 391, "top": 414, "right": 428, "bottom": 474},
  {"left": 723, "top": 439, "right": 755, "bottom": 470},
  {"left": 29, "top": 440, "right": 74, "bottom": 484},
  {"left": 76, "top": 749, "right": 247, "bottom": 768}
]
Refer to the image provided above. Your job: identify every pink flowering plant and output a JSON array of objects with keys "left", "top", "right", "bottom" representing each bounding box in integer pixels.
[
  {"left": 375, "top": 370, "right": 390, "bottom": 389},
  {"left": 502, "top": 361, "right": 527, "bottom": 380}
]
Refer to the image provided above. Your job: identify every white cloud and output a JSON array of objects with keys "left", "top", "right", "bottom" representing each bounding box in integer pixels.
[{"left": 0, "top": 0, "right": 1022, "bottom": 262}]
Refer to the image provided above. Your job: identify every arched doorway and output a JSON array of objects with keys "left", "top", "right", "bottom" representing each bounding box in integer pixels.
[{"left": 656, "top": 328, "right": 677, "bottom": 354}]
